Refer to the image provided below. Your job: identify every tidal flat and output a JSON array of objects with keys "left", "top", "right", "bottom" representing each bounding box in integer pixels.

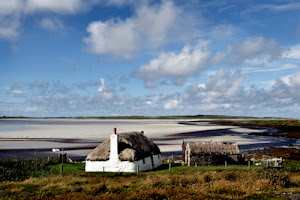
[{"left": 0, "top": 118, "right": 299, "bottom": 159}]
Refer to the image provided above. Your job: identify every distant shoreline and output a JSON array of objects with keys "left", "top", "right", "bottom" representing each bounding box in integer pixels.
[{"left": 0, "top": 114, "right": 264, "bottom": 120}]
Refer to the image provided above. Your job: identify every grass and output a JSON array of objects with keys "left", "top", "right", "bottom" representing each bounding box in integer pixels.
[{"left": 1, "top": 160, "right": 300, "bottom": 199}]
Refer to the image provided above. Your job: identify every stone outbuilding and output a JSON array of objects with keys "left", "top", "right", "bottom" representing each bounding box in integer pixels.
[
  {"left": 85, "top": 129, "right": 162, "bottom": 172},
  {"left": 183, "top": 141, "right": 244, "bottom": 166}
]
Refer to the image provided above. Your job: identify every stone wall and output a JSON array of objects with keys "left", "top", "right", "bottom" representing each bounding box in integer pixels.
[{"left": 188, "top": 153, "right": 243, "bottom": 166}]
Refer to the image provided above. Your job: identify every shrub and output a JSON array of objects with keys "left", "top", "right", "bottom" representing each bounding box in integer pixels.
[
  {"left": 225, "top": 172, "right": 238, "bottom": 182},
  {"left": 260, "top": 168, "right": 290, "bottom": 188},
  {"left": 204, "top": 175, "right": 212, "bottom": 183},
  {"left": 0, "top": 159, "right": 58, "bottom": 182}
]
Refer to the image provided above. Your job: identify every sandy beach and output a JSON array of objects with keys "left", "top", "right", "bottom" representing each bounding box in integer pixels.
[{"left": 0, "top": 119, "right": 299, "bottom": 159}]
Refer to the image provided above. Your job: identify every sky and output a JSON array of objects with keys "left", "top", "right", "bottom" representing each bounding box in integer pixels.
[{"left": 0, "top": 0, "right": 300, "bottom": 118}]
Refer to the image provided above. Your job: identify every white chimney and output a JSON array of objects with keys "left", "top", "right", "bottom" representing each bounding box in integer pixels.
[{"left": 109, "top": 128, "right": 119, "bottom": 161}]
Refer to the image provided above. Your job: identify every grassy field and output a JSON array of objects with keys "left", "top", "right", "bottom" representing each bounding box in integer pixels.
[{"left": 1, "top": 159, "right": 300, "bottom": 199}]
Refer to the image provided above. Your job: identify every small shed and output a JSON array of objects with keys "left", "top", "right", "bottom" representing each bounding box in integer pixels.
[
  {"left": 183, "top": 141, "right": 243, "bottom": 166},
  {"left": 85, "top": 130, "right": 162, "bottom": 172}
]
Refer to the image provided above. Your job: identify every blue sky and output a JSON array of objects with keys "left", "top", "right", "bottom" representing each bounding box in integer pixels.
[{"left": 1, "top": 0, "right": 300, "bottom": 118}]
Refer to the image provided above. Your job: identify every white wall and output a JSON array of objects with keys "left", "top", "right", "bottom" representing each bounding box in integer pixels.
[{"left": 85, "top": 154, "right": 162, "bottom": 172}]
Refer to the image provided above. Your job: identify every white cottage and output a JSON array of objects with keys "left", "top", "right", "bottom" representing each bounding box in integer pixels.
[{"left": 85, "top": 129, "right": 162, "bottom": 172}]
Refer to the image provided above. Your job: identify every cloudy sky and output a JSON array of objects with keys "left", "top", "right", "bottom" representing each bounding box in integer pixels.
[{"left": 1, "top": 0, "right": 300, "bottom": 118}]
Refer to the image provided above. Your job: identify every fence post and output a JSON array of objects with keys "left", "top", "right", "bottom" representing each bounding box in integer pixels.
[
  {"left": 248, "top": 160, "right": 251, "bottom": 171},
  {"left": 35, "top": 149, "right": 37, "bottom": 161},
  {"left": 195, "top": 162, "right": 197, "bottom": 171},
  {"left": 137, "top": 165, "right": 139, "bottom": 174},
  {"left": 60, "top": 163, "right": 64, "bottom": 176},
  {"left": 103, "top": 166, "right": 105, "bottom": 172},
  {"left": 225, "top": 161, "right": 227, "bottom": 169},
  {"left": 169, "top": 163, "right": 171, "bottom": 172}
]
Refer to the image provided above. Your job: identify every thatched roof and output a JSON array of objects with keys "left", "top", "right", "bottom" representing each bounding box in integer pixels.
[
  {"left": 187, "top": 141, "right": 240, "bottom": 154},
  {"left": 86, "top": 131, "right": 161, "bottom": 162}
]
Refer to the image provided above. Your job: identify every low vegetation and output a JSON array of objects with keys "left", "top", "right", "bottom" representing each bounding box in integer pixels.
[
  {"left": 1, "top": 159, "right": 300, "bottom": 199},
  {"left": 211, "top": 119, "right": 300, "bottom": 139}
]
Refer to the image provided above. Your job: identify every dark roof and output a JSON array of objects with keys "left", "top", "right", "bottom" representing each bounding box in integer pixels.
[
  {"left": 86, "top": 131, "right": 161, "bottom": 162},
  {"left": 187, "top": 141, "right": 240, "bottom": 154}
]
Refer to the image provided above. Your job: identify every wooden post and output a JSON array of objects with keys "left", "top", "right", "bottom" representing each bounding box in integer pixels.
[
  {"left": 47, "top": 157, "right": 50, "bottom": 164},
  {"left": 248, "top": 160, "right": 251, "bottom": 171},
  {"left": 35, "top": 149, "right": 37, "bottom": 161},
  {"left": 225, "top": 161, "right": 227, "bottom": 169},
  {"left": 60, "top": 153, "right": 64, "bottom": 176},
  {"left": 137, "top": 165, "right": 139, "bottom": 174},
  {"left": 60, "top": 163, "right": 63, "bottom": 176},
  {"left": 195, "top": 162, "right": 197, "bottom": 171},
  {"left": 169, "top": 163, "right": 171, "bottom": 172},
  {"left": 103, "top": 166, "right": 105, "bottom": 172}
]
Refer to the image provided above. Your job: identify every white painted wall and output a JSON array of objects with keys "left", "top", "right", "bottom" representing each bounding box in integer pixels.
[
  {"left": 85, "top": 154, "right": 162, "bottom": 172},
  {"left": 110, "top": 134, "right": 118, "bottom": 161}
]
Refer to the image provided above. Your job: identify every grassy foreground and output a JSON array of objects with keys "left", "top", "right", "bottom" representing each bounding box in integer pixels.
[{"left": 1, "top": 160, "right": 300, "bottom": 199}]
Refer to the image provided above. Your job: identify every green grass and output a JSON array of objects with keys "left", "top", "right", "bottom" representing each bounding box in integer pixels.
[{"left": 1, "top": 160, "right": 300, "bottom": 199}]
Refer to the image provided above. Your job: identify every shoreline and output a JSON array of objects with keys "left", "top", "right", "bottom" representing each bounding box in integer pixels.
[
  {"left": 1, "top": 118, "right": 299, "bottom": 160},
  {"left": 206, "top": 120, "right": 300, "bottom": 139}
]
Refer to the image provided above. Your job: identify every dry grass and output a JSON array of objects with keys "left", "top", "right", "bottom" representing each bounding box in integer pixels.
[{"left": 1, "top": 169, "right": 300, "bottom": 200}]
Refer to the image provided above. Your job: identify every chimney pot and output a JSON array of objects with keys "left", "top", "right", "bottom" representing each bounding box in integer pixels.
[{"left": 113, "top": 128, "right": 117, "bottom": 135}]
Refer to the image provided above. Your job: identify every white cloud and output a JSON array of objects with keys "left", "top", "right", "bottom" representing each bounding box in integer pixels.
[
  {"left": 255, "top": 3, "right": 300, "bottom": 12},
  {"left": 133, "top": 41, "right": 225, "bottom": 87},
  {"left": 157, "top": 68, "right": 300, "bottom": 117},
  {"left": 0, "top": 15, "right": 20, "bottom": 40},
  {"left": 40, "top": 17, "right": 65, "bottom": 32},
  {"left": 0, "top": 0, "right": 21, "bottom": 40},
  {"left": 97, "top": 78, "right": 115, "bottom": 101},
  {"left": 0, "top": 0, "right": 98, "bottom": 40},
  {"left": 25, "top": 106, "right": 37, "bottom": 112},
  {"left": 164, "top": 99, "right": 181, "bottom": 110},
  {"left": 97, "top": 78, "right": 106, "bottom": 92},
  {"left": 106, "top": 0, "right": 136, "bottom": 7},
  {"left": 135, "top": 1, "right": 179, "bottom": 44},
  {"left": 3, "top": 69, "right": 300, "bottom": 117},
  {"left": 289, "top": 70, "right": 300, "bottom": 87},
  {"left": 228, "top": 37, "right": 282, "bottom": 65},
  {"left": 243, "top": 64, "right": 298, "bottom": 73},
  {"left": 283, "top": 44, "right": 300, "bottom": 59},
  {"left": 83, "top": 1, "right": 180, "bottom": 59},
  {"left": 0, "top": 0, "right": 21, "bottom": 16},
  {"left": 83, "top": 19, "right": 138, "bottom": 59},
  {"left": 25, "top": 0, "right": 87, "bottom": 14}
]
